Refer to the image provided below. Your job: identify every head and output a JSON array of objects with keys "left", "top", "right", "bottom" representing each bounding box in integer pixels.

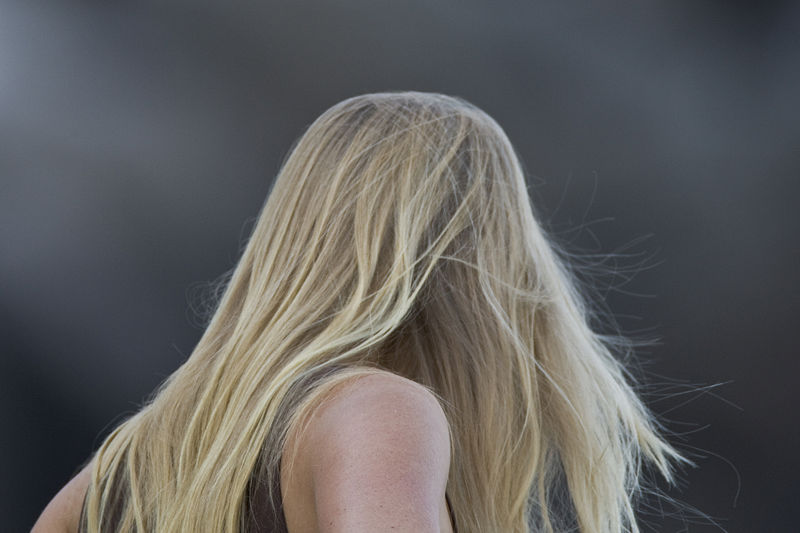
[
  {"left": 226, "top": 91, "right": 555, "bottom": 377},
  {"left": 83, "top": 92, "right": 681, "bottom": 533}
]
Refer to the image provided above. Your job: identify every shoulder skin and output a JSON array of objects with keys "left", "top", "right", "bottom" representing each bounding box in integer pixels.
[{"left": 281, "top": 371, "right": 453, "bottom": 533}]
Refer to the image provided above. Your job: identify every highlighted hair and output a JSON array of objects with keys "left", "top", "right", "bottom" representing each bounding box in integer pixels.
[{"left": 81, "top": 91, "right": 683, "bottom": 532}]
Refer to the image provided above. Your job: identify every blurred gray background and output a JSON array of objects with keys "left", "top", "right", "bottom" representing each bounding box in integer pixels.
[{"left": 3, "top": 1, "right": 798, "bottom": 531}]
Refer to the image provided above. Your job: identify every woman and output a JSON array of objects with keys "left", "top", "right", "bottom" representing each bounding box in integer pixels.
[{"left": 33, "top": 91, "right": 683, "bottom": 532}]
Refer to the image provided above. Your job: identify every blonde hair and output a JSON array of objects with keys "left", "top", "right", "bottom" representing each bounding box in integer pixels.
[{"left": 81, "top": 91, "right": 683, "bottom": 532}]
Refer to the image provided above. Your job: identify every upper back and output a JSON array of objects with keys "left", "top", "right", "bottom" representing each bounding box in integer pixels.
[{"left": 36, "top": 369, "right": 455, "bottom": 533}]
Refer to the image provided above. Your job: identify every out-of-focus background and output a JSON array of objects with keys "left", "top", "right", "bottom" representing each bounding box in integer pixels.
[{"left": 3, "top": 1, "right": 797, "bottom": 531}]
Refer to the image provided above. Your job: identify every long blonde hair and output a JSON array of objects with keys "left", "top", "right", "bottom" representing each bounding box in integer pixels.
[{"left": 81, "top": 91, "right": 683, "bottom": 532}]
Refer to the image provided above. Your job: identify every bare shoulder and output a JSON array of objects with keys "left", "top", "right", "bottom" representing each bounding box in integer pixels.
[
  {"left": 282, "top": 370, "right": 452, "bottom": 532},
  {"left": 31, "top": 458, "right": 93, "bottom": 533},
  {"left": 310, "top": 371, "right": 450, "bottom": 444}
]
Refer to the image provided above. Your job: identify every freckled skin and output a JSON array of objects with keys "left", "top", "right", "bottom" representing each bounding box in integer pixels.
[{"left": 282, "top": 372, "right": 454, "bottom": 533}]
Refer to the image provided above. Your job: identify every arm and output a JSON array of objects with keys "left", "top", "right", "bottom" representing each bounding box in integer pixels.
[
  {"left": 281, "top": 371, "right": 453, "bottom": 533},
  {"left": 31, "top": 459, "right": 93, "bottom": 533}
]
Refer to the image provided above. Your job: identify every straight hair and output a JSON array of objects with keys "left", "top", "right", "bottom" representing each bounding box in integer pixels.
[{"left": 81, "top": 91, "right": 684, "bottom": 532}]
